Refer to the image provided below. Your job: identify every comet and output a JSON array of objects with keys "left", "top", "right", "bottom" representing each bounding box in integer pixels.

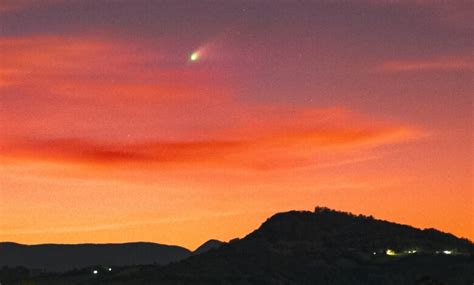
[{"left": 190, "top": 51, "right": 200, "bottom": 62}]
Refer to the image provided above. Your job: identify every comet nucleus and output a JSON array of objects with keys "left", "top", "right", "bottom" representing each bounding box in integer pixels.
[{"left": 190, "top": 51, "right": 199, "bottom": 61}]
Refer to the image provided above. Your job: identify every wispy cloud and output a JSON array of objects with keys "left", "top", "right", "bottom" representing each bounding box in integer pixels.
[
  {"left": 0, "top": 108, "right": 422, "bottom": 170},
  {"left": 377, "top": 57, "right": 473, "bottom": 72},
  {"left": 0, "top": 35, "right": 218, "bottom": 95},
  {"left": 0, "top": 0, "right": 60, "bottom": 13},
  {"left": 0, "top": 210, "right": 264, "bottom": 235}
]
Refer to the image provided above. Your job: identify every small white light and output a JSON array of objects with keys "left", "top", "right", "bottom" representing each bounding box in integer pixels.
[
  {"left": 93, "top": 270, "right": 98, "bottom": 275},
  {"left": 373, "top": 252, "right": 376, "bottom": 255},
  {"left": 108, "top": 267, "right": 112, "bottom": 271},
  {"left": 443, "top": 250, "right": 452, "bottom": 255}
]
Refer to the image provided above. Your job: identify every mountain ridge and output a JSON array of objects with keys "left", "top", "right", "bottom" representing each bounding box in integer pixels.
[
  {"left": 0, "top": 241, "right": 191, "bottom": 272},
  {"left": 193, "top": 239, "right": 224, "bottom": 255},
  {"left": 100, "top": 207, "right": 473, "bottom": 284},
  {"left": 3, "top": 207, "right": 473, "bottom": 284}
]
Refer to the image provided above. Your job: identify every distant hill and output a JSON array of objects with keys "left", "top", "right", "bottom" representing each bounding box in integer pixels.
[
  {"left": 0, "top": 242, "right": 191, "bottom": 272},
  {"left": 248, "top": 207, "right": 473, "bottom": 254},
  {"left": 193, "top": 239, "right": 224, "bottom": 255},
  {"left": 5, "top": 207, "right": 474, "bottom": 284}
]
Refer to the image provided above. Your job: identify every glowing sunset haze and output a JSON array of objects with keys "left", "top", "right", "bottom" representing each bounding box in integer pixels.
[{"left": 0, "top": 1, "right": 472, "bottom": 249}]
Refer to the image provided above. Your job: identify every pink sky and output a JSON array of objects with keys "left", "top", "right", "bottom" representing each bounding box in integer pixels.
[{"left": 0, "top": 1, "right": 472, "bottom": 249}]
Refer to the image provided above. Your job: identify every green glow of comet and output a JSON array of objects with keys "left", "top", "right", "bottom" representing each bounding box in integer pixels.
[{"left": 190, "top": 51, "right": 199, "bottom": 61}]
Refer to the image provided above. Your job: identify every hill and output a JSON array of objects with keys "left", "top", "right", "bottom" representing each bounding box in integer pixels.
[
  {"left": 193, "top": 239, "right": 224, "bottom": 255},
  {"left": 0, "top": 242, "right": 191, "bottom": 272},
  {"left": 5, "top": 207, "right": 474, "bottom": 284}
]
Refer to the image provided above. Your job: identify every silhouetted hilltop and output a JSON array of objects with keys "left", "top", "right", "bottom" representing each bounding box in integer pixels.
[
  {"left": 247, "top": 207, "right": 473, "bottom": 254},
  {"left": 193, "top": 239, "right": 224, "bottom": 255},
  {"left": 0, "top": 242, "right": 191, "bottom": 272},
  {"left": 5, "top": 207, "right": 474, "bottom": 284},
  {"left": 107, "top": 208, "right": 473, "bottom": 284}
]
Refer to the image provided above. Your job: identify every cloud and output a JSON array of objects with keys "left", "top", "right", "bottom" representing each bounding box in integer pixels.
[
  {"left": 0, "top": 35, "right": 232, "bottom": 141},
  {"left": 0, "top": 108, "right": 422, "bottom": 171},
  {"left": 0, "top": 0, "right": 59, "bottom": 13},
  {"left": 0, "top": 210, "right": 258, "bottom": 235},
  {"left": 0, "top": 35, "right": 424, "bottom": 171},
  {"left": 377, "top": 57, "right": 473, "bottom": 72},
  {"left": 0, "top": 35, "right": 217, "bottom": 91}
]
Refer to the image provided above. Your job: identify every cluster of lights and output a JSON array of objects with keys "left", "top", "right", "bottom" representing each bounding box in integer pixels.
[
  {"left": 90, "top": 249, "right": 458, "bottom": 276},
  {"left": 379, "top": 248, "right": 456, "bottom": 257},
  {"left": 92, "top": 267, "right": 112, "bottom": 275},
  {"left": 435, "top": 250, "right": 454, "bottom": 255}
]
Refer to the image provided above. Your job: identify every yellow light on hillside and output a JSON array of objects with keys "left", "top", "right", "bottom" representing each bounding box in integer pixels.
[{"left": 386, "top": 249, "right": 396, "bottom": 256}]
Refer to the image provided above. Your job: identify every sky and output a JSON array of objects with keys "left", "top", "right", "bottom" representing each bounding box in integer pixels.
[{"left": 0, "top": 0, "right": 472, "bottom": 250}]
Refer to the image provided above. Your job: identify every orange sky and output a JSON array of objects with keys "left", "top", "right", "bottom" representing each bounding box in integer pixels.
[{"left": 0, "top": 1, "right": 472, "bottom": 250}]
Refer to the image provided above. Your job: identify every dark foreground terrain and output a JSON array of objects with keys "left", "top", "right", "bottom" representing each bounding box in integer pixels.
[
  {"left": 2, "top": 207, "right": 473, "bottom": 284},
  {"left": 0, "top": 242, "right": 192, "bottom": 272}
]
